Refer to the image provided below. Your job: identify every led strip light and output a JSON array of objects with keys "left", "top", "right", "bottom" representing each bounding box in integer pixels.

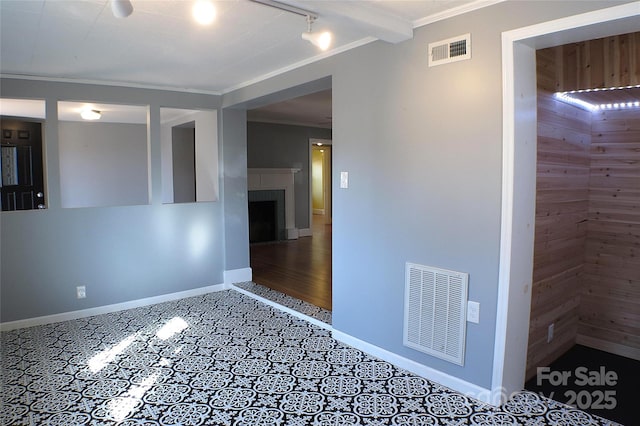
[{"left": 555, "top": 84, "right": 640, "bottom": 111}]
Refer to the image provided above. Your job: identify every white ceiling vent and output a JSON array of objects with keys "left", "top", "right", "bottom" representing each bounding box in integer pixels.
[
  {"left": 404, "top": 263, "right": 468, "bottom": 365},
  {"left": 428, "top": 33, "right": 471, "bottom": 67}
]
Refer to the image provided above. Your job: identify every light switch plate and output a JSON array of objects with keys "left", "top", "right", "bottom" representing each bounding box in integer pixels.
[
  {"left": 340, "top": 171, "right": 349, "bottom": 189},
  {"left": 467, "top": 301, "right": 480, "bottom": 323}
]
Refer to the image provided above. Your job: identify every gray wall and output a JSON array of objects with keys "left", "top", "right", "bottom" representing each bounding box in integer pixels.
[
  {"left": 172, "top": 127, "right": 196, "bottom": 203},
  {"left": 223, "top": 1, "right": 626, "bottom": 389},
  {"left": 247, "top": 122, "right": 331, "bottom": 230},
  {"left": 0, "top": 78, "right": 225, "bottom": 322},
  {"left": 221, "top": 108, "right": 250, "bottom": 271},
  {"left": 59, "top": 121, "right": 149, "bottom": 208}
]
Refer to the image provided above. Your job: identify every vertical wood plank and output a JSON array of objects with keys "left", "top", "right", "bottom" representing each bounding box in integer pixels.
[
  {"left": 563, "top": 43, "right": 578, "bottom": 91},
  {"left": 632, "top": 32, "right": 640, "bottom": 85},
  {"left": 547, "top": 32, "right": 639, "bottom": 91},
  {"left": 555, "top": 44, "right": 564, "bottom": 91},
  {"left": 589, "top": 38, "right": 605, "bottom": 89},
  {"left": 578, "top": 41, "right": 590, "bottom": 89},
  {"left": 618, "top": 33, "right": 630, "bottom": 86}
]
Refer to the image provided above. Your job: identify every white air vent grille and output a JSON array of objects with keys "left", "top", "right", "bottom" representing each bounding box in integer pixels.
[
  {"left": 428, "top": 33, "right": 471, "bottom": 67},
  {"left": 404, "top": 263, "right": 468, "bottom": 365}
]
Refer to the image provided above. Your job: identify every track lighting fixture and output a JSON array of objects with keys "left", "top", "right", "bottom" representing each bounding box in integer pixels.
[
  {"left": 250, "top": 0, "right": 333, "bottom": 51},
  {"left": 301, "top": 15, "right": 332, "bottom": 51},
  {"left": 111, "top": 0, "right": 133, "bottom": 19}
]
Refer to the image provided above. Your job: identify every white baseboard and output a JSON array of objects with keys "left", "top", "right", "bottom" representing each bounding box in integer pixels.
[
  {"left": 286, "top": 228, "right": 299, "bottom": 239},
  {"left": 298, "top": 228, "right": 312, "bottom": 237},
  {"left": 224, "top": 267, "right": 252, "bottom": 285},
  {"left": 332, "top": 329, "right": 495, "bottom": 405},
  {"left": 0, "top": 283, "right": 227, "bottom": 331},
  {"left": 230, "top": 284, "right": 332, "bottom": 331},
  {"left": 313, "top": 209, "right": 325, "bottom": 215}
]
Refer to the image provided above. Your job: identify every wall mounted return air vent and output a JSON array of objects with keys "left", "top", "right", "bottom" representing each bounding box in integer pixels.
[
  {"left": 404, "top": 263, "right": 468, "bottom": 365},
  {"left": 428, "top": 33, "right": 471, "bottom": 67}
]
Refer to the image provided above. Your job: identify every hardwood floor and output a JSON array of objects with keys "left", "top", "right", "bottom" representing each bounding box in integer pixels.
[{"left": 250, "top": 214, "right": 332, "bottom": 310}]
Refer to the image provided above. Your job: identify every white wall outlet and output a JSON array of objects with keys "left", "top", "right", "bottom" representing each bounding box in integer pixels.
[
  {"left": 76, "top": 285, "right": 86, "bottom": 299},
  {"left": 547, "top": 323, "right": 554, "bottom": 343},
  {"left": 467, "top": 301, "right": 480, "bottom": 323},
  {"left": 340, "top": 171, "right": 349, "bottom": 189}
]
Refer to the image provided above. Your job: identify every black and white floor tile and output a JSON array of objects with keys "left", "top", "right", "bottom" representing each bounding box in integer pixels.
[
  {"left": 1, "top": 290, "right": 621, "bottom": 425},
  {"left": 232, "top": 282, "right": 332, "bottom": 325}
]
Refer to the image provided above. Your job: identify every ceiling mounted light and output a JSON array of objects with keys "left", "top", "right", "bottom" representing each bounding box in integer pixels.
[
  {"left": 250, "top": 1, "right": 333, "bottom": 51},
  {"left": 111, "top": 0, "right": 133, "bottom": 18},
  {"left": 81, "top": 108, "right": 101, "bottom": 120},
  {"left": 302, "top": 15, "right": 332, "bottom": 51},
  {"left": 193, "top": 0, "right": 216, "bottom": 25}
]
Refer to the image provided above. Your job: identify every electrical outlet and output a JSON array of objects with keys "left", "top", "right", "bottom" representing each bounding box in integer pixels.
[
  {"left": 76, "top": 285, "right": 86, "bottom": 299},
  {"left": 547, "top": 323, "right": 554, "bottom": 343}
]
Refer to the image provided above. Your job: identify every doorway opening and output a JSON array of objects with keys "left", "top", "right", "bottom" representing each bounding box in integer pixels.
[
  {"left": 522, "top": 34, "right": 639, "bottom": 426},
  {"left": 1, "top": 116, "right": 45, "bottom": 211},
  {"left": 246, "top": 86, "right": 333, "bottom": 312},
  {"left": 496, "top": 2, "right": 638, "bottom": 409},
  {"left": 311, "top": 138, "right": 332, "bottom": 231}
]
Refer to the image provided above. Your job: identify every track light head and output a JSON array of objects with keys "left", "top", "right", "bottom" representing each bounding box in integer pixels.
[
  {"left": 301, "top": 15, "right": 332, "bottom": 51},
  {"left": 301, "top": 31, "right": 332, "bottom": 51}
]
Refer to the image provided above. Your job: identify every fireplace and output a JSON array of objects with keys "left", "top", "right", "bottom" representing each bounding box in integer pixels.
[
  {"left": 247, "top": 168, "right": 300, "bottom": 239},
  {"left": 248, "top": 190, "right": 285, "bottom": 242}
]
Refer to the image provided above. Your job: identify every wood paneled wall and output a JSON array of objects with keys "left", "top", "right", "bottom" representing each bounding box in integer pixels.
[
  {"left": 578, "top": 108, "right": 640, "bottom": 359},
  {"left": 541, "top": 33, "right": 640, "bottom": 92},
  {"left": 527, "top": 80, "right": 592, "bottom": 379}
]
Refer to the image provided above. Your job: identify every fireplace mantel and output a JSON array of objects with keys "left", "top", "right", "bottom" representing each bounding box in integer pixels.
[{"left": 248, "top": 168, "right": 300, "bottom": 239}]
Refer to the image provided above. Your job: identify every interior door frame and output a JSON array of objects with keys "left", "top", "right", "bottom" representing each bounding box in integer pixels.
[{"left": 493, "top": 2, "right": 639, "bottom": 406}]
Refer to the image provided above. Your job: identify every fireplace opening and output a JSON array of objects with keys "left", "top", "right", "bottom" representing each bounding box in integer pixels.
[
  {"left": 248, "top": 189, "right": 285, "bottom": 242},
  {"left": 249, "top": 200, "right": 277, "bottom": 243}
]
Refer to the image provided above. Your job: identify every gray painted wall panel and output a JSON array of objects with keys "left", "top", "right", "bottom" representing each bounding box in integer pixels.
[
  {"left": 172, "top": 127, "right": 196, "bottom": 203},
  {"left": 0, "top": 79, "right": 223, "bottom": 323},
  {"left": 59, "top": 121, "right": 149, "bottom": 208},
  {"left": 1, "top": 205, "right": 224, "bottom": 321},
  {"left": 221, "top": 108, "right": 250, "bottom": 271}
]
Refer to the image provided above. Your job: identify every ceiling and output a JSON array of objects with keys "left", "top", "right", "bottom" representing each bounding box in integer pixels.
[
  {"left": 2, "top": 1, "right": 636, "bottom": 127},
  {"left": 2, "top": 0, "right": 503, "bottom": 126},
  {"left": 247, "top": 88, "right": 332, "bottom": 128},
  {"left": 0, "top": 0, "right": 492, "bottom": 94}
]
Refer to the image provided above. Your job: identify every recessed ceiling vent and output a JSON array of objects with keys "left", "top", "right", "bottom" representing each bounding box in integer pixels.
[
  {"left": 428, "top": 33, "right": 471, "bottom": 67},
  {"left": 404, "top": 263, "right": 468, "bottom": 365}
]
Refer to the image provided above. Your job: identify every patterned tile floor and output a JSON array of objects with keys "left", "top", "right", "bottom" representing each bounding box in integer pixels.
[
  {"left": 232, "top": 282, "right": 332, "bottom": 325},
  {"left": 0, "top": 290, "right": 621, "bottom": 425}
]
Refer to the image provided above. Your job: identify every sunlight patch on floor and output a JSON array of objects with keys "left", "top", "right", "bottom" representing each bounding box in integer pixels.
[
  {"left": 156, "top": 316, "right": 189, "bottom": 340},
  {"left": 88, "top": 332, "right": 139, "bottom": 373}
]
